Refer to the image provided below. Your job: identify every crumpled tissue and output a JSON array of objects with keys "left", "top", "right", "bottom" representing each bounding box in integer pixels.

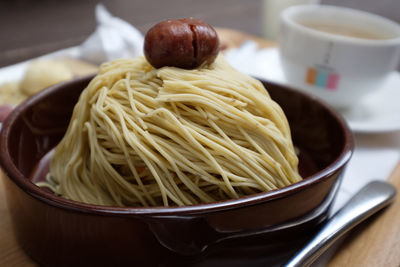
[{"left": 80, "top": 4, "right": 144, "bottom": 65}]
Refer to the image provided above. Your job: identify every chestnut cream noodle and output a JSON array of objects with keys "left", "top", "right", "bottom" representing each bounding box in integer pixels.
[{"left": 39, "top": 56, "right": 302, "bottom": 207}]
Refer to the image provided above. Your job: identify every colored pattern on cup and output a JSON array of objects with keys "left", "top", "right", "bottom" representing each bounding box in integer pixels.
[{"left": 306, "top": 67, "right": 339, "bottom": 90}]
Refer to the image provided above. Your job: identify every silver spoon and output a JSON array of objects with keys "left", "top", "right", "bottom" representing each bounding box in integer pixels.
[{"left": 285, "top": 180, "right": 397, "bottom": 267}]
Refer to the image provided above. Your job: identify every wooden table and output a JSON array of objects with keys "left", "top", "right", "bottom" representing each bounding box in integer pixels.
[
  {"left": 328, "top": 163, "right": 400, "bottom": 267},
  {"left": 0, "top": 175, "right": 36, "bottom": 266}
]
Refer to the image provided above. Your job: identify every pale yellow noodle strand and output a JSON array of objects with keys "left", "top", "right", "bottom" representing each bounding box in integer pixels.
[{"left": 42, "top": 56, "right": 302, "bottom": 207}]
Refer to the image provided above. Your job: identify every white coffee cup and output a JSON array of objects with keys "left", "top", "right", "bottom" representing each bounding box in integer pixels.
[
  {"left": 279, "top": 5, "right": 400, "bottom": 109},
  {"left": 262, "top": 0, "right": 320, "bottom": 41}
]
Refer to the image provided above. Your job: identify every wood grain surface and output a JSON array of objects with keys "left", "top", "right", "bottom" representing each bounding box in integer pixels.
[
  {"left": 327, "top": 163, "right": 400, "bottom": 267},
  {"left": 216, "top": 27, "right": 275, "bottom": 50},
  {"left": 0, "top": 175, "right": 37, "bottom": 266}
]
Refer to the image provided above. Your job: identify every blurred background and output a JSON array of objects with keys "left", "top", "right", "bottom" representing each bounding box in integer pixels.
[{"left": 1, "top": 0, "right": 399, "bottom": 67}]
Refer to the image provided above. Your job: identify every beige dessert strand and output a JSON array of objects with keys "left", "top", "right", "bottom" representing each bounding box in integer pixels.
[{"left": 39, "top": 56, "right": 301, "bottom": 207}]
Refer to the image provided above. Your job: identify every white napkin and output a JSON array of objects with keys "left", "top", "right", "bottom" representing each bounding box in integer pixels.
[
  {"left": 79, "top": 4, "right": 144, "bottom": 64},
  {"left": 225, "top": 41, "right": 285, "bottom": 83},
  {"left": 226, "top": 41, "right": 400, "bottom": 213}
]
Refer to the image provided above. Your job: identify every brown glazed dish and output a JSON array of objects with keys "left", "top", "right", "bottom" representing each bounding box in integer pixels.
[{"left": 0, "top": 75, "right": 353, "bottom": 267}]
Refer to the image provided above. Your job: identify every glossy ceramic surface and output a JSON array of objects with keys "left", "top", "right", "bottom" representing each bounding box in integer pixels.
[{"left": 0, "top": 75, "right": 353, "bottom": 266}]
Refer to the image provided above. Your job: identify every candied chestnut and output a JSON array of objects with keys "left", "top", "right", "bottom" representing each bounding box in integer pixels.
[{"left": 144, "top": 18, "right": 220, "bottom": 69}]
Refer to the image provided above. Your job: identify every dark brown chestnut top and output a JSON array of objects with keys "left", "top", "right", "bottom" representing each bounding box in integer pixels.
[{"left": 144, "top": 18, "right": 220, "bottom": 69}]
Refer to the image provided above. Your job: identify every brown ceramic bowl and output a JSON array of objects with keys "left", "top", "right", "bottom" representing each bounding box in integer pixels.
[{"left": 0, "top": 75, "right": 353, "bottom": 267}]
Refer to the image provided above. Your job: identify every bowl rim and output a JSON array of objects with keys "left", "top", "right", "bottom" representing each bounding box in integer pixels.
[{"left": 0, "top": 75, "right": 354, "bottom": 216}]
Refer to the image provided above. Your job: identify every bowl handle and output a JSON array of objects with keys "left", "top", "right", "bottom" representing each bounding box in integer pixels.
[
  {"left": 145, "top": 177, "right": 342, "bottom": 256},
  {"left": 146, "top": 215, "right": 224, "bottom": 255}
]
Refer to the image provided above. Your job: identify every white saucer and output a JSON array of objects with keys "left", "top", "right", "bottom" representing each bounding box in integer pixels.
[
  {"left": 225, "top": 44, "right": 400, "bottom": 133},
  {"left": 341, "top": 72, "right": 400, "bottom": 133}
]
